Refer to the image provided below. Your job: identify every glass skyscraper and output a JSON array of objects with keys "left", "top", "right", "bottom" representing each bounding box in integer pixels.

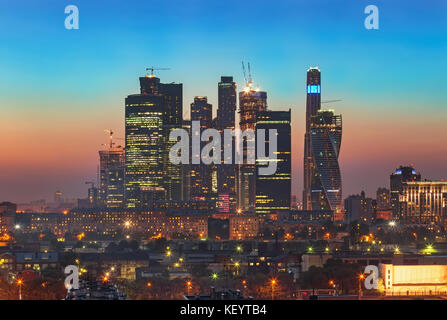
[
  {"left": 124, "top": 74, "right": 183, "bottom": 208},
  {"left": 303, "top": 67, "right": 343, "bottom": 215},
  {"left": 190, "top": 96, "right": 213, "bottom": 201},
  {"left": 237, "top": 87, "right": 267, "bottom": 211},
  {"left": 216, "top": 76, "right": 237, "bottom": 212},
  {"left": 309, "top": 110, "right": 342, "bottom": 212},
  {"left": 99, "top": 145, "right": 125, "bottom": 208},
  {"left": 255, "top": 110, "right": 291, "bottom": 216}
]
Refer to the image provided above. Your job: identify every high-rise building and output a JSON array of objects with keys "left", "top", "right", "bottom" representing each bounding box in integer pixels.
[
  {"left": 255, "top": 110, "right": 291, "bottom": 216},
  {"left": 303, "top": 67, "right": 321, "bottom": 210},
  {"left": 400, "top": 181, "right": 447, "bottom": 227},
  {"left": 125, "top": 74, "right": 183, "bottom": 208},
  {"left": 345, "top": 191, "right": 376, "bottom": 224},
  {"left": 309, "top": 110, "right": 343, "bottom": 213},
  {"left": 99, "top": 143, "right": 125, "bottom": 208},
  {"left": 190, "top": 96, "right": 213, "bottom": 201},
  {"left": 216, "top": 76, "right": 237, "bottom": 212},
  {"left": 237, "top": 83, "right": 267, "bottom": 211},
  {"left": 376, "top": 187, "right": 391, "bottom": 210},
  {"left": 390, "top": 166, "right": 421, "bottom": 219},
  {"left": 302, "top": 68, "right": 343, "bottom": 216}
]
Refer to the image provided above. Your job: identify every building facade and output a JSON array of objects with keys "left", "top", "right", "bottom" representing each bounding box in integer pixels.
[
  {"left": 309, "top": 110, "right": 343, "bottom": 213},
  {"left": 237, "top": 86, "right": 267, "bottom": 211},
  {"left": 400, "top": 181, "right": 447, "bottom": 227},
  {"left": 99, "top": 146, "right": 125, "bottom": 208},
  {"left": 255, "top": 110, "right": 291, "bottom": 216},
  {"left": 124, "top": 74, "right": 183, "bottom": 208},
  {"left": 390, "top": 166, "right": 421, "bottom": 219},
  {"left": 216, "top": 76, "right": 237, "bottom": 213},
  {"left": 303, "top": 67, "right": 321, "bottom": 210},
  {"left": 190, "top": 96, "right": 213, "bottom": 201}
]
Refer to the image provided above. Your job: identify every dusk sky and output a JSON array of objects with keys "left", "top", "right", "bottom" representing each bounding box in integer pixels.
[{"left": 1, "top": 0, "right": 446, "bottom": 203}]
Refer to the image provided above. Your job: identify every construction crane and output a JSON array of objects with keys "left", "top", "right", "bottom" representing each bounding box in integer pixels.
[
  {"left": 146, "top": 66, "right": 170, "bottom": 78},
  {"left": 104, "top": 129, "right": 115, "bottom": 149},
  {"left": 242, "top": 61, "right": 253, "bottom": 88},
  {"left": 321, "top": 99, "right": 343, "bottom": 104}
]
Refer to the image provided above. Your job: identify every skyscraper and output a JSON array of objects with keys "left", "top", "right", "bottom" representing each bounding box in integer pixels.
[
  {"left": 255, "top": 110, "right": 291, "bottom": 216},
  {"left": 237, "top": 83, "right": 267, "bottom": 211},
  {"left": 190, "top": 96, "right": 213, "bottom": 200},
  {"left": 302, "top": 68, "right": 343, "bottom": 216},
  {"left": 125, "top": 74, "right": 183, "bottom": 208},
  {"left": 216, "top": 76, "right": 237, "bottom": 212},
  {"left": 309, "top": 110, "right": 343, "bottom": 213},
  {"left": 303, "top": 67, "right": 321, "bottom": 210},
  {"left": 99, "top": 143, "right": 125, "bottom": 208},
  {"left": 390, "top": 165, "right": 421, "bottom": 219}
]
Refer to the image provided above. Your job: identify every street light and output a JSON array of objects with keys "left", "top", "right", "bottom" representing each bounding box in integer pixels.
[
  {"left": 270, "top": 279, "right": 277, "bottom": 300},
  {"left": 17, "top": 279, "right": 23, "bottom": 300},
  {"left": 186, "top": 281, "right": 192, "bottom": 296},
  {"left": 358, "top": 274, "right": 365, "bottom": 299}
]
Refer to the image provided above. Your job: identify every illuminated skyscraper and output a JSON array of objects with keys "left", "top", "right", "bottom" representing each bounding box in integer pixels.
[
  {"left": 255, "top": 110, "right": 291, "bottom": 216},
  {"left": 125, "top": 74, "right": 183, "bottom": 208},
  {"left": 303, "top": 67, "right": 321, "bottom": 210},
  {"left": 216, "top": 76, "right": 237, "bottom": 212},
  {"left": 99, "top": 144, "right": 125, "bottom": 208},
  {"left": 237, "top": 83, "right": 267, "bottom": 211},
  {"left": 309, "top": 110, "right": 343, "bottom": 213},
  {"left": 302, "top": 68, "right": 343, "bottom": 217},
  {"left": 390, "top": 165, "right": 421, "bottom": 219},
  {"left": 190, "top": 96, "right": 213, "bottom": 200}
]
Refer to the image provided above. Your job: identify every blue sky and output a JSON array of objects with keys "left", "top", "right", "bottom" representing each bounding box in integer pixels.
[{"left": 0, "top": 0, "right": 446, "bottom": 202}]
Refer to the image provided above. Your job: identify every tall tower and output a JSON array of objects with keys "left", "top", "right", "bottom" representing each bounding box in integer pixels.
[
  {"left": 303, "top": 67, "right": 321, "bottom": 210},
  {"left": 237, "top": 80, "right": 267, "bottom": 211},
  {"left": 190, "top": 96, "right": 213, "bottom": 200},
  {"left": 309, "top": 110, "right": 342, "bottom": 213},
  {"left": 255, "top": 110, "right": 291, "bottom": 216},
  {"left": 99, "top": 133, "right": 125, "bottom": 208},
  {"left": 216, "top": 76, "right": 237, "bottom": 212},
  {"left": 124, "top": 73, "right": 183, "bottom": 208}
]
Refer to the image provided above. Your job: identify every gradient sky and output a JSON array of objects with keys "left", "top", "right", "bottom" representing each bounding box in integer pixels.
[{"left": 0, "top": 0, "right": 446, "bottom": 203}]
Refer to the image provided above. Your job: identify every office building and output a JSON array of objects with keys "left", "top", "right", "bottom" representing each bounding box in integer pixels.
[
  {"left": 309, "top": 110, "right": 343, "bottom": 213},
  {"left": 255, "top": 110, "right": 291, "bottom": 216},
  {"left": 190, "top": 96, "right": 213, "bottom": 201},
  {"left": 216, "top": 76, "right": 237, "bottom": 212},
  {"left": 400, "top": 181, "right": 447, "bottom": 227},
  {"left": 390, "top": 166, "right": 421, "bottom": 219},
  {"left": 125, "top": 74, "right": 182, "bottom": 208},
  {"left": 237, "top": 82, "right": 267, "bottom": 211}
]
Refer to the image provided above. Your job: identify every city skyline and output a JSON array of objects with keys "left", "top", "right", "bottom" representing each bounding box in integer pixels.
[{"left": 1, "top": 0, "right": 447, "bottom": 202}]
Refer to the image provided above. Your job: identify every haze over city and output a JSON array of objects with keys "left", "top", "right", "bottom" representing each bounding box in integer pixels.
[{"left": 1, "top": 0, "right": 446, "bottom": 203}]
